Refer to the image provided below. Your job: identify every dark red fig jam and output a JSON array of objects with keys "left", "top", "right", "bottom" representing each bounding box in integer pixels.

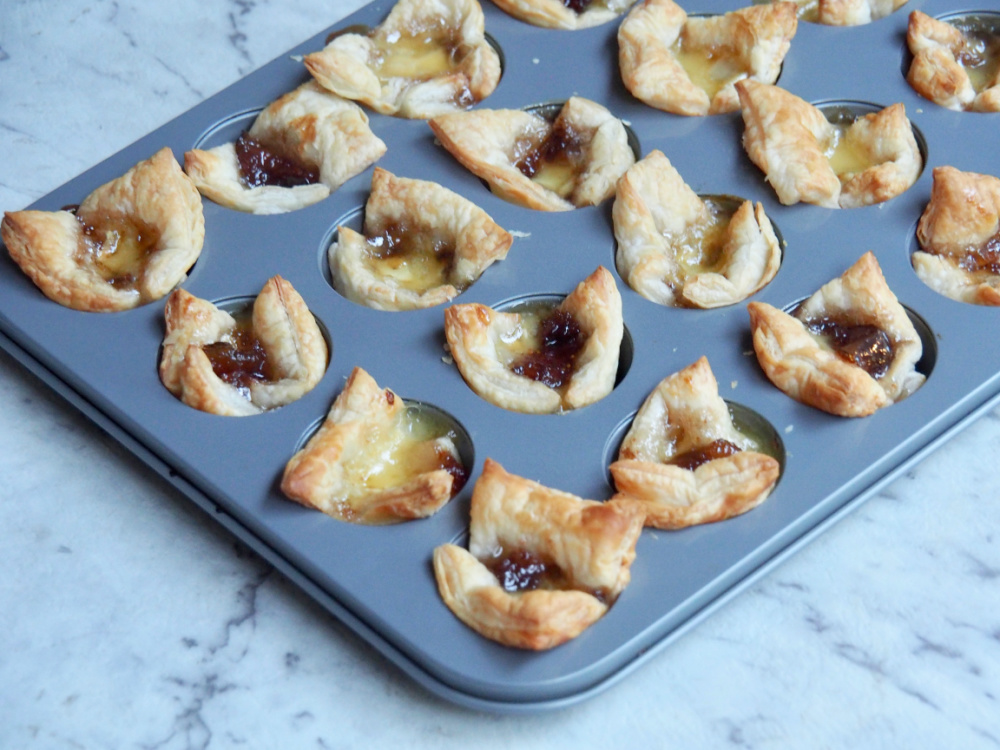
[
  {"left": 436, "top": 446, "right": 469, "bottom": 496},
  {"left": 202, "top": 315, "right": 274, "bottom": 398},
  {"left": 806, "top": 317, "right": 894, "bottom": 379},
  {"left": 562, "top": 0, "right": 592, "bottom": 12},
  {"left": 510, "top": 309, "right": 585, "bottom": 389},
  {"left": 487, "top": 549, "right": 551, "bottom": 593},
  {"left": 959, "top": 232, "right": 1000, "bottom": 274},
  {"left": 516, "top": 120, "right": 583, "bottom": 180},
  {"left": 235, "top": 132, "right": 319, "bottom": 189},
  {"left": 669, "top": 439, "right": 742, "bottom": 471}
]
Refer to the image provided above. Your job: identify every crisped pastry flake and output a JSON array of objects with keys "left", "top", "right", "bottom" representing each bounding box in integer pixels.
[
  {"left": 444, "top": 266, "right": 623, "bottom": 413},
  {"left": 618, "top": 0, "right": 797, "bottom": 116},
  {"left": 429, "top": 97, "right": 636, "bottom": 211},
  {"left": 610, "top": 356, "right": 780, "bottom": 529},
  {"left": 1, "top": 148, "right": 204, "bottom": 312},
  {"left": 736, "top": 80, "right": 922, "bottom": 208},
  {"left": 304, "top": 0, "right": 501, "bottom": 118},
  {"left": 490, "top": 0, "right": 635, "bottom": 30},
  {"left": 329, "top": 167, "right": 512, "bottom": 310},
  {"left": 433, "top": 458, "right": 645, "bottom": 650},
  {"left": 613, "top": 150, "right": 781, "bottom": 308},
  {"left": 906, "top": 11, "right": 1000, "bottom": 113},
  {"left": 787, "top": 0, "right": 907, "bottom": 26},
  {"left": 281, "top": 367, "right": 468, "bottom": 524},
  {"left": 912, "top": 166, "right": 1000, "bottom": 305},
  {"left": 183, "top": 81, "right": 386, "bottom": 214},
  {"left": 159, "top": 276, "right": 328, "bottom": 416},
  {"left": 748, "top": 252, "right": 924, "bottom": 417}
]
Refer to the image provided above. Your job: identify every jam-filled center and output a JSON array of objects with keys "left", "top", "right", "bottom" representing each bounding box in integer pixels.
[
  {"left": 75, "top": 211, "right": 160, "bottom": 290},
  {"left": 515, "top": 120, "right": 585, "bottom": 199},
  {"left": 202, "top": 310, "right": 276, "bottom": 398},
  {"left": 958, "top": 231, "right": 1000, "bottom": 275},
  {"left": 500, "top": 302, "right": 586, "bottom": 390},
  {"left": 668, "top": 438, "right": 742, "bottom": 471},
  {"left": 235, "top": 132, "right": 320, "bottom": 189},
  {"left": 805, "top": 316, "right": 895, "bottom": 378},
  {"left": 484, "top": 547, "right": 606, "bottom": 602},
  {"left": 362, "top": 221, "right": 457, "bottom": 292},
  {"left": 343, "top": 402, "right": 468, "bottom": 495}
]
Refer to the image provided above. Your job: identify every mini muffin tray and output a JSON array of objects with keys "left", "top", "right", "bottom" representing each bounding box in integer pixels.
[{"left": 2, "top": 0, "right": 999, "bottom": 713}]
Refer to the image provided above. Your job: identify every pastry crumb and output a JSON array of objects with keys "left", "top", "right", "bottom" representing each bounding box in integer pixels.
[
  {"left": 730, "top": 380, "right": 738, "bottom": 389},
  {"left": 784, "top": 424, "right": 794, "bottom": 434},
  {"left": 532, "top": 58, "right": 540, "bottom": 64},
  {"left": 509, "top": 230, "right": 531, "bottom": 238},
  {"left": 442, "top": 355, "right": 454, "bottom": 365}
]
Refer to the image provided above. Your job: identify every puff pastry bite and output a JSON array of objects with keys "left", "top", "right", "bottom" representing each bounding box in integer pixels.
[
  {"left": 444, "top": 266, "right": 623, "bottom": 413},
  {"left": 610, "top": 357, "right": 780, "bottom": 529},
  {"left": 788, "top": 0, "right": 906, "bottom": 26},
  {"left": 281, "top": 367, "right": 468, "bottom": 524},
  {"left": 433, "top": 458, "right": 645, "bottom": 650},
  {"left": 303, "top": 0, "right": 501, "bottom": 119},
  {"left": 159, "top": 276, "right": 328, "bottom": 416},
  {"left": 736, "top": 81, "right": 922, "bottom": 209},
  {"left": 613, "top": 150, "right": 781, "bottom": 308},
  {"left": 329, "top": 168, "right": 512, "bottom": 310},
  {"left": 618, "top": 0, "right": 797, "bottom": 116},
  {"left": 1, "top": 148, "right": 203, "bottom": 312},
  {"left": 429, "top": 97, "right": 636, "bottom": 211},
  {"left": 906, "top": 11, "right": 1000, "bottom": 113},
  {"left": 490, "top": 0, "right": 635, "bottom": 30},
  {"left": 183, "top": 81, "right": 386, "bottom": 214},
  {"left": 748, "top": 252, "right": 924, "bottom": 417},
  {"left": 912, "top": 166, "right": 1000, "bottom": 306}
]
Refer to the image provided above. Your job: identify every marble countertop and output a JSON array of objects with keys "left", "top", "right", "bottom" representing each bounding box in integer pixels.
[{"left": 2, "top": 0, "right": 999, "bottom": 746}]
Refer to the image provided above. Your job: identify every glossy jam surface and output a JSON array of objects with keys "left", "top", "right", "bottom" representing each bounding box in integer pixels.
[
  {"left": 669, "top": 438, "right": 742, "bottom": 471},
  {"left": 958, "top": 232, "right": 1000, "bottom": 275},
  {"left": 501, "top": 303, "right": 585, "bottom": 390},
  {"left": 202, "top": 311, "right": 274, "bottom": 398},
  {"left": 516, "top": 120, "right": 583, "bottom": 199},
  {"left": 76, "top": 212, "right": 159, "bottom": 290},
  {"left": 344, "top": 404, "right": 468, "bottom": 497},
  {"left": 235, "top": 132, "right": 319, "bottom": 189},
  {"left": 561, "top": 0, "right": 591, "bottom": 13},
  {"left": 362, "top": 221, "right": 456, "bottom": 292},
  {"left": 805, "top": 316, "right": 894, "bottom": 378}
]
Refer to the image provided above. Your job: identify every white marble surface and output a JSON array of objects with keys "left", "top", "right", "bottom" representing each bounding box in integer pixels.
[{"left": 2, "top": 0, "right": 1000, "bottom": 747}]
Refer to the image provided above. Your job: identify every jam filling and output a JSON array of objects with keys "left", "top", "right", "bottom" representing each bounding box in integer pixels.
[
  {"left": 561, "top": 0, "right": 592, "bottom": 13},
  {"left": 958, "top": 232, "right": 1000, "bottom": 274},
  {"left": 669, "top": 438, "right": 742, "bottom": 471},
  {"left": 202, "top": 312, "right": 275, "bottom": 399},
  {"left": 805, "top": 316, "right": 894, "bottom": 379},
  {"left": 515, "top": 120, "right": 584, "bottom": 198},
  {"left": 485, "top": 548, "right": 607, "bottom": 603},
  {"left": 76, "top": 213, "right": 159, "bottom": 290},
  {"left": 363, "top": 221, "right": 456, "bottom": 292},
  {"left": 510, "top": 308, "right": 585, "bottom": 389},
  {"left": 235, "top": 132, "right": 319, "bottom": 189}
]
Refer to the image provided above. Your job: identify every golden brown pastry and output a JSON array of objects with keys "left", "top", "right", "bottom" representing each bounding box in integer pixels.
[
  {"left": 429, "top": 97, "right": 636, "bottom": 211},
  {"left": 329, "top": 167, "right": 512, "bottom": 310},
  {"left": 159, "top": 276, "right": 328, "bottom": 416},
  {"left": 906, "top": 11, "right": 1000, "bottom": 113},
  {"left": 912, "top": 166, "right": 1000, "bottom": 305},
  {"left": 433, "top": 458, "right": 646, "bottom": 650},
  {"left": 490, "top": 0, "right": 635, "bottom": 30},
  {"left": 1, "top": 148, "right": 204, "bottom": 312},
  {"left": 789, "top": 0, "right": 907, "bottom": 26},
  {"left": 613, "top": 150, "right": 781, "bottom": 308},
  {"left": 281, "top": 367, "right": 467, "bottom": 524},
  {"left": 736, "top": 80, "right": 922, "bottom": 209},
  {"left": 609, "top": 357, "right": 780, "bottom": 529},
  {"left": 748, "top": 252, "right": 924, "bottom": 417},
  {"left": 444, "top": 266, "right": 623, "bottom": 413},
  {"left": 183, "top": 81, "right": 386, "bottom": 214},
  {"left": 618, "top": 0, "right": 797, "bottom": 116},
  {"left": 304, "top": 0, "right": 501, "bottom": 118}
]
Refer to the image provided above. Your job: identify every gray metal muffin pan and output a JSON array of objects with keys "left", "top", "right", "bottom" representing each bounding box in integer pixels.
[{"left": 2, "top": 0, "right": 999, "bottom": 713}]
